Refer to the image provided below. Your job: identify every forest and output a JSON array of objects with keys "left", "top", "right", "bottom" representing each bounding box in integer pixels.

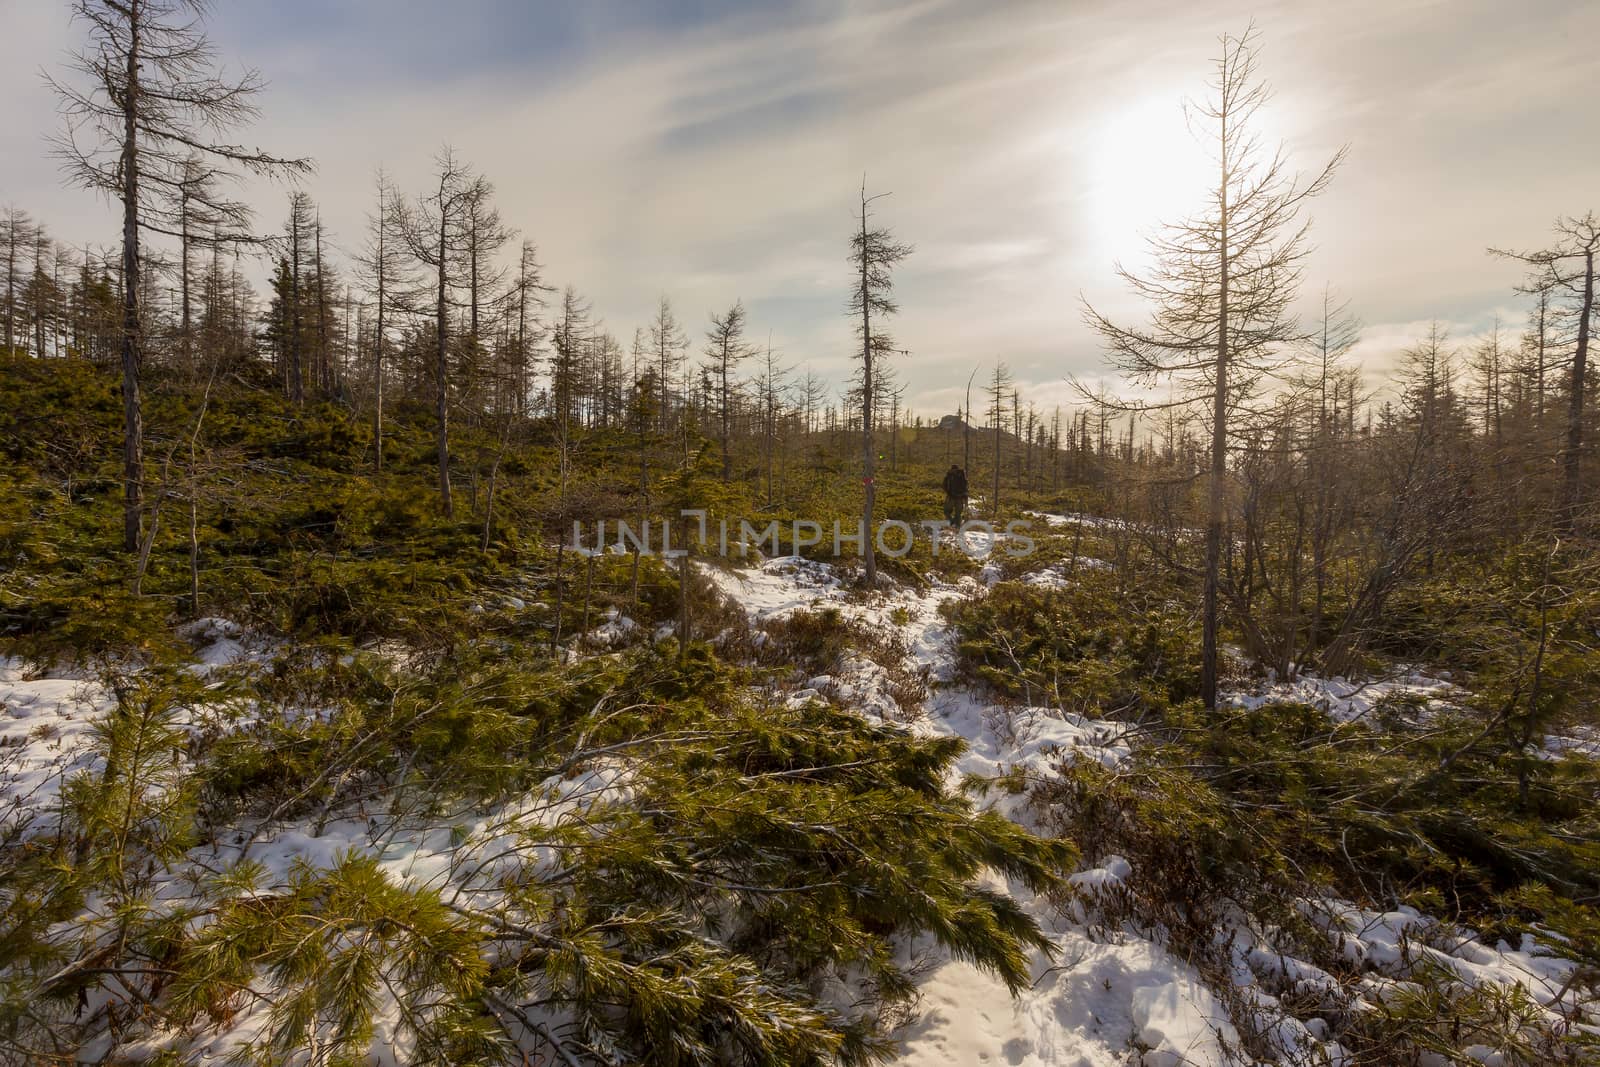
[{"left": 0, "top": 2, "right": 1597, "bottom": 1065}]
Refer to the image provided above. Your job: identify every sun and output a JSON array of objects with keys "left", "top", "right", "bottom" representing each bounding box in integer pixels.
[{"left": 1081, "top": 93, "right": 1216, "bottom": 263}]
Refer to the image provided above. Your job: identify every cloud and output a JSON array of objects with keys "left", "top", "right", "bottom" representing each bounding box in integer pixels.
[{"left": 2, "top": 0, "right": 1595, "bottom": 419}]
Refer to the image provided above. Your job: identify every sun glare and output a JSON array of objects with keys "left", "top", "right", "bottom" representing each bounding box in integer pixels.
[{"left": 1082, "top": 93, "right": 1215, "bottom": 262}]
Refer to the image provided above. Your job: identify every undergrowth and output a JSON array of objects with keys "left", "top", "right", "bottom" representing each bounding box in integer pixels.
[
  {"left": 0, "top": 640, "right": 1074, "bottom": 1064},
  {"left": 947, "top": 575, "right": 1600, "bottom": 1064}
]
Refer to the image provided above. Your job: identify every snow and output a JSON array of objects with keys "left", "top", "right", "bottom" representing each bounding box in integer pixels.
[
  {"left": 1026, "top": 510, "right": 1127, "bottom": 532},
  {"left": 1130, "top": 978, "right": 1241, "bottom": 1067},
  {"left": 587, "top": 606, "right": 638, "bottom": 647},
  {"left": 1024, "top": 510, "right": 1190, "bottom": 538},
  {"left": 700, "top": 554, "right": 846, "bottom": 619},
  {"left": 699, "top": 546, "right": 1598, "bottom": 1065},
  {"left": 0, "top": 639, "right": 645, "bottom": 1065},
  {"left": 695, "top": 554, "right": 1243, "bottom": 1067},
  {"left": 1544, "top": 724, "right": 1600, "bottom": 759},
  {"left": 1302, "top": 900, "right": 1589, "bottom": 1019},
  {"left": 179, "top": 615, "right": 257, "bottom": 669},
  {"left": 900, "top": 921, "right": 1252, "bottom": 1067},
  {"left": 1226, "top": 667, "right": 1600, "bottom": 762},
  {"left": 1022, "top": 557, "right": 1112, "bottom": 588},
  {"left": 1225, "top": 668, "right": 1457, "bottom": 724},
  {"left": 1069, "top": 855, "right": 1132, "bottom": 895},
  {"left": 5, "top": 524, "right": 1596, "bottom": 1064},
  {"left": 0, "top": 659, "right": 108, "bottom": 834}
]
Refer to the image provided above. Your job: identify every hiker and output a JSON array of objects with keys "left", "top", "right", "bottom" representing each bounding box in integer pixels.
[{"left": 942, "top": 464, "right": 968, "bottom": 525}]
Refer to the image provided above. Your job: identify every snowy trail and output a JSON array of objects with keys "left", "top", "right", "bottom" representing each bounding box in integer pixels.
[
  {"left": 702, "top": 551, "right": 1598, "bottom": 1066},
  {"left": 702, "top": 555, "right": 1244, "bottom": 1067}
]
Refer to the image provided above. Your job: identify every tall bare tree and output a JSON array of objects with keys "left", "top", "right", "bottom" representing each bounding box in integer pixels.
[
  {"left": 172, "top": 155, "right": 253, "bottom": 371},
  {"left": 1082, "top": 25, "right": 1342, "bottom": 708},
  {"left": 311, "top": 212, "right": 334, "bottom": 395},
  {"left": 459, "top": 175, "right": 512, "bottom": 416},
  {"left": 705, "top": 300, "right": 751, "bottom": 483},
  {"left": 403, "top": 149, "right": 471, "bottom": 518},
  {"left": 1493, "top": 213, "right": 1598, "bottom": 530},
  {"left": 1, "top": 207, "right": 34, "bottom": 356},
  {"left": 504, "top": 241, "right": 551, "bottom": 419},
  {"left": 1520, "top": 288, "right": 1551, "bottom": 431},
  {"left": 50, "top": 0, "right": 309, "bottom": 552},
  {"left": 650, "top": 295, "right": 687, "bottom": 434},
  {"left": 1298, "top": 286, "right": 1361, "bottom": 655},
  {"left": 282, "top": 192, "right": 314, "bottom": 403},
  {"left": 848, "top": 180, "right": 912, "bottom": 585},
  {"left": 357, "top": 169, "right": 415, "bottom": 472},
  {"left": 549, "top": 286, "right": 592, "bottom": 489},
  {"left": 757, "top": 334, "right": 791, "bottom": 503},
  {"left": 987, "top": 362, "right": 1012, "bottom": 519}
]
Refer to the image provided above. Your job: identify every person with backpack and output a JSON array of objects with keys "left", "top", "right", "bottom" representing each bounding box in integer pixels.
[{"left": 942, "top": 464, "right": 969, "bottom": 525}]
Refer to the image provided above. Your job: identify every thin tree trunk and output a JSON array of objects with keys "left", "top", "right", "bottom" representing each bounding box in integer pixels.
[
  {"left": 132, "top": 461, "right": 166, "bottom": 597},
  {"left": 1520, "top": 549, "right": 1554, "bottom": 811},
  {"left": 373, "top": 211, "right": 385, "bottom": 472},
  {"left": 188, "top": 492, "right": 200, "bottom": 616},
  {"left": 1561, "top": 251, "right": 1592, "bottom": 529},
  {"left": 992, "top": 407, "right": 1001, "bottom": 520},
  {"left": 179, "top": 185, "right": 191, "bottom": 367},
  {"left": 289, "top": 204, "right": 304, "bottom": 405},
  {"left": 4, "top": 226, "right": 15, "bottom": 355},
  {"left": 860, "top": 199, "right": 877, "bottom": 586},
  {"left": 964, "top": 367, "right": 976, "bottom": 473},
  {"left": 185, "top": 372, "right": 216, "bottom": 617},
  {"left": 315, "top": 219, "right": 330, "bottom": 395},
  {"left": 481, "top": 420, "right": 508, "bottom": 551},
  {"left": 634, "top": 413, "right": 648, "bottom": 606},
  {"left": 580, "top": 553, "right": 595, "bottom": 648},
  {"left": 1203, "top": 119, "right": 1231, "bottom": 711},
  {"left": 119, "top": 3, "right": 144, "bottom": 554},
  {"left": 552, "top": 540, "right": 565, "bottom": 655},
  {"left": 677, "top": 552, "right": 691, "bottom": 666},
  {"left": 1535, "top": 292, "right": 1547, "bottom": 429},
  {"left": 720, "top": 346, "right": 732, "bottom": 483},
  {"left": 435, "top": 209, "right": 453, "bottom": 518}
]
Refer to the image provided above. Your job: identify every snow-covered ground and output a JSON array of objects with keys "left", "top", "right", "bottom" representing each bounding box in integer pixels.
[
  {"left": 703, "top": 555, "right": 1253, "bottom": 1066},
  {"left": 702, "top": 550, "right": 1599, "bottom": 1065},
  {"left": 1, "top": 662, "right": 107, "bottom": 835},
  {"left": 1226, "top": 665, "right": 1600, "bottom": 761},
  {"left": 1, "top": 626, "right": 639, "bottom": 1065},
  {"left": 1224, "top": 667, "right": 1458, "bottom": 725},
  {"left": 4, "top": 547, "right": 1596, "bottom": 1064}
]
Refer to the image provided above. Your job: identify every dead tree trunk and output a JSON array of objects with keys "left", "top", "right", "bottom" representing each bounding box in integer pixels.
[{"left": 119, "top": 6, "right": 144, "bottom": 554}]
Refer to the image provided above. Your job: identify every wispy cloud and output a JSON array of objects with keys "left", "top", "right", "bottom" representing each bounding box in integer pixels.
[{"left": 1, "top": 0, "right": 1594, "bottom": 415}]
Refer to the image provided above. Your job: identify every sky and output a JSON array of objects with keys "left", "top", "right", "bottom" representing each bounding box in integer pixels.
[{"left": 2, "top": 0, "right": 1597, "bottom": 418}]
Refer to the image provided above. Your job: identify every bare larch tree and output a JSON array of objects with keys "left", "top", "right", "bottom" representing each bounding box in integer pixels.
[
  {"left": 402, "top": 148, "right": 471, "bottom": 518},
  {"left": 1493, "top": 213, "right": 1597, "bottom": 531},
  {"left": 50, "top": 0, "right": 309, "bottom": 553},
  {"left": 357, "top": 168, "right": 415, "bottom": 472},
  {"left": 1, "top": 207, "right": 36, "bottom": 356},
  {"left": 987, "top": 362, "right": 1012, "bottom": 520},
  {"left": 1081, "top": 24, "right": 1342, "bottom": 708},
  {"left": 504, "top": 240, "right": 552, "bottom": 420},
  {"left": 459, "top": 175, "right": 512, "bottom": 417},
  {"left": 651, "top": 295, "right": 687, "bottom": 435},
  {"left": 705, "top": 299, "right": 751, "bottom": 483},
  {"left": 848, "top": 179, "right": 912, "bottom": 586},
  {"left": 284, "top": 191, "right": 313, "bottom": 404}
]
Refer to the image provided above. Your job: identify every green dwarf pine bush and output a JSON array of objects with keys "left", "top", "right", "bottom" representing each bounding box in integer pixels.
[
  {"left": 945, "top": 575, "right": 1201, "bottom": 715},
  {"left": 1, "top": 631, "right": 1075, "bottom": 1064},
  {"left": 943, "top": 575, "right": 1600, "bottom": 1062}
]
